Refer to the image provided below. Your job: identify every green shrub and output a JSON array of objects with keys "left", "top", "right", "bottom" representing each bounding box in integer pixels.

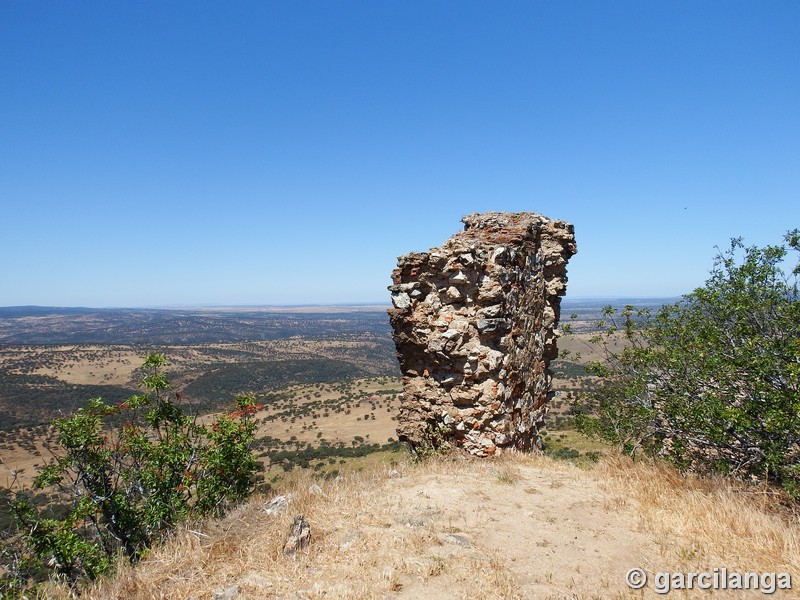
[
  {"left": 548, "top": 447, "right": 581, "bottom": 461},
  {"left": 3, "top": 353, "right": 262, "bottom": 591},
  {"left": 575, "top": 232, "right": 800, "bottom": 494}
]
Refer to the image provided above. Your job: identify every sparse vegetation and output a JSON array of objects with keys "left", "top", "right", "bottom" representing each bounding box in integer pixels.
[
  {"left": 183, "top": 358, "right": 375, "bottom": 408},
  {"left": 264, "top": 440, "right": 402, "bottom": 472},
  {"left": 0, "top": 309, "right": 401, "bottom": 431},
  {"left": 0, "top": 370, "right": 136, "bottom": 431}
]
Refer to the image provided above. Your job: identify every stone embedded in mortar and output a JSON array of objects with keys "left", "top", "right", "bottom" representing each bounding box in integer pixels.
[{"left": 388, "top": 212, "right": 577, "bottom": 457}]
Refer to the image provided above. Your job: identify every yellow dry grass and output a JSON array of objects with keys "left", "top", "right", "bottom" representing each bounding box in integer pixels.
[
  {"left": 44, "top": 451, "right": 799, "bottom": 599},
  {"left": 79, "top": 457, "right": 530, "bottom": 600},
  {"left": 596, "top": 455, "right": 800, "bottom": 577}
]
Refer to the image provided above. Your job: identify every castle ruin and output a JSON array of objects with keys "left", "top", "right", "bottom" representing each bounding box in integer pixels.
[{"left": 388, "top": 212, "right": 576, "bottom": 456}]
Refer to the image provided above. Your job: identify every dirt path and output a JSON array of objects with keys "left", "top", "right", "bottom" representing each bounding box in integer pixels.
[{"left": 385, "top": 458, "right": 658, "bottom": 599}]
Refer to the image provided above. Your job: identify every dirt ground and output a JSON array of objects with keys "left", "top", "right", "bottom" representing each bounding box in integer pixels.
[
  {"left": 384, "top": 457, "right": 657, "bottom": 599},
  {"left": 86, "top": 453, "right": 800, "bottom": 600}
]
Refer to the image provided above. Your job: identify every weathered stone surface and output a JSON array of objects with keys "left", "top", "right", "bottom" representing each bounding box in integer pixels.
[
  {"left": 283, "top": 515, "right": 311, "bottom": 556},
  {"left": 264, "top": 493, "right": 295, "bottom": 516},
  {"left": 388, "top": 212, "right": 576, "bottom": 456}
]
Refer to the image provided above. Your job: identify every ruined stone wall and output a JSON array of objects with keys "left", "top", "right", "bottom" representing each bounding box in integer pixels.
[{"left": 388, "top": 212, "right": 576, "bottom": 456}]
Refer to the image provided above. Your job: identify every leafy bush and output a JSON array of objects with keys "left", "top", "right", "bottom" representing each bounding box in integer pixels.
[
  {"left": 575, "top": 232, "right": 800, "bottom": 494},
  {"left": 3, "top": 353, "right": 262, "bottom": 591},
  {"left": 547, "top": 447, "right": 581, "bottom": 461}
]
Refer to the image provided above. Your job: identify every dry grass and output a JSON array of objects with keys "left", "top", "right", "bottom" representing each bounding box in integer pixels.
[
  {"left": 42, "top": 451, "right": 800, "bottom": 599},
  {"left": 76, "top": 457, "right": 524, "bottom": 600},
  {"left": 493, "top": 462, "right": 522, "bottom": 485},
  {"left": 596, "top": 454, "right": 800, "bottom": 575}
]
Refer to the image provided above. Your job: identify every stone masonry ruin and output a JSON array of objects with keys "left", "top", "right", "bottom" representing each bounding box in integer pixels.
[{"left": 388, "top": 212, "right": 576, "bottom": 456}]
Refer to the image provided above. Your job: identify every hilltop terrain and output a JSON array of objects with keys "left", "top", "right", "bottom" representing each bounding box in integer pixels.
[{"left": 80, "top": 452, "right": 799, "bottom": 599}]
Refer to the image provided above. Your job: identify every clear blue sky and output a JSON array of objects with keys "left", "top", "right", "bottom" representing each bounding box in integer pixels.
[{"left": 2, "top": 1, "right": 798, "bottom": 307}]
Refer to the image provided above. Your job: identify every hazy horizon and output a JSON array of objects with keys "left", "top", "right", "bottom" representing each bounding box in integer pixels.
[
  {"left": 0, "top": 295, "right": 681, "bottom": 312},
  {"left": 3, "top": 2, "right": 798, "bottom": 307}
]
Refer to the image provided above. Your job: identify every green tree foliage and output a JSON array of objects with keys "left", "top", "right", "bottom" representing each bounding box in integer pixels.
[
  {"left": 2, "top": 353, "right": 262, "bottom": 592},
  {"left": 576, "top": 232, "right": 800, "bottom": 494}
]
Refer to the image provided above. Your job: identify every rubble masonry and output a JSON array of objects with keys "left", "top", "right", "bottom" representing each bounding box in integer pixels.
[{"left": 388, "top": 212, "right": 576, "bottom": 456}]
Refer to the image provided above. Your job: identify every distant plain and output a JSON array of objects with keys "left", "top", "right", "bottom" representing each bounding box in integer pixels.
[{"left": 0, "top": 300, "right": 669, "bottom": 486}]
